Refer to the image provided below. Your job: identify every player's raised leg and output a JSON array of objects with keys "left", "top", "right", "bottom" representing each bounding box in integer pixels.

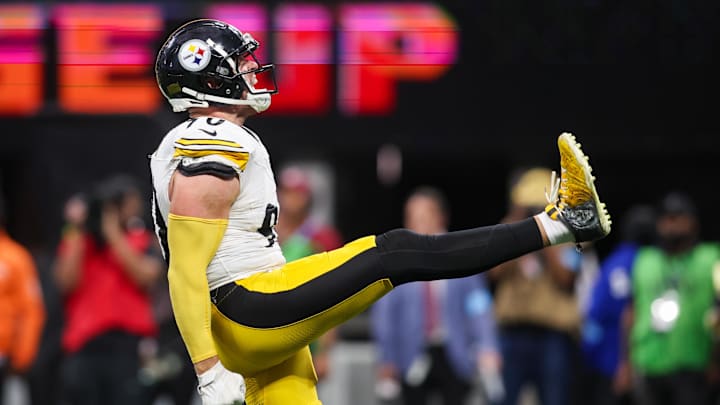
[
  {"left": 377, "top": 131, "right": 611, "bottom": 284},
  {"left": 209, "top": 132, "right": 611, "bottom": 378}
]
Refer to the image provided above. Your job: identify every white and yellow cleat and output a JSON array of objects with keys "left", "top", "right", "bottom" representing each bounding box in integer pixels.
[{"left": 544, "top": 132, "right": 612, "bottom": 243}]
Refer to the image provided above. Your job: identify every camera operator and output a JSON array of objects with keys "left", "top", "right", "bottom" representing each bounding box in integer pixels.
[{"left": 53, "top": 174, "right": 162, "bottom": 405}]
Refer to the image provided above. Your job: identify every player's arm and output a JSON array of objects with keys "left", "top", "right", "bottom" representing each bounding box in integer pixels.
[
  {"left": 167, "top": 171, "right": 239, "bottom": 373},
  {"left": 102, "top": 206, "right": 162, "bottom": 289},
  {"left": 53, "top": 228, "right": 85, "bottom": 294},
  {"left": 540, "top": 244, "right": 577, "bottom": 290},
  {"left": 614, "top": 298, "right": 634, "bottom": 394},
  {"left": 370, "top": 289, "right": 401, "bottom": 382},
  {"left": 468, "top": 276, "right": 500, "bottom": 359}
]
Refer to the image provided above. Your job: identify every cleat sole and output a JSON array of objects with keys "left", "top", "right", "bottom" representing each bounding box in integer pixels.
[{"left": 559, "top": 132, "right": 611, "bottom": 237}]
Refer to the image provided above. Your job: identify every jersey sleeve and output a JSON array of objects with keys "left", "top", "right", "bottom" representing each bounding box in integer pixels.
[{"left": 172, "top": 129, "right": 254, "bottom": 172}]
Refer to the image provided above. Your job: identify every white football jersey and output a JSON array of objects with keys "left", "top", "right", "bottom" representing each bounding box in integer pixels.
[{"left": 149, "top": 116, "right": 286, "bottom": 290}]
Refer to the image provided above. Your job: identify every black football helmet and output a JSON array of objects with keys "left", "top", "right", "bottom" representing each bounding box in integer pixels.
[{"left": 156, "top": 19, "right": 278, "bottom": 113}]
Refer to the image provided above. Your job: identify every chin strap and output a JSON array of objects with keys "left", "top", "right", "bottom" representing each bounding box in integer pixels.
[{"left": 167, "top": 87, "right": 271, "bottom": 113}]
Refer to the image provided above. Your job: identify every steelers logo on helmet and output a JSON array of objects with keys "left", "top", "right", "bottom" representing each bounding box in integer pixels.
[{"left": 178, "top": 39, "right": 211, "bottom": 72}]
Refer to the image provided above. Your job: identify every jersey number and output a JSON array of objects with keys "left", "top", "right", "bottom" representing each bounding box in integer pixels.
[
  {"left": 186, "top": 117, "right": 225, "bottom": 128},
  {"left": 258, "top": 204, "right": 279, "bottom": 247}
]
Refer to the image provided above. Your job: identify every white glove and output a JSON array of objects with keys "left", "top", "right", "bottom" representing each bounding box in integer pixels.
[{"left": 197, "top": 361, "right": 246, "bottom": 405}]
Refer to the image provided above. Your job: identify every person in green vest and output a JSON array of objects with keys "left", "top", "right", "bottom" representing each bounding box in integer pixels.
[{"left": 620, "top": 191, "right": 719, "bottom": 405}]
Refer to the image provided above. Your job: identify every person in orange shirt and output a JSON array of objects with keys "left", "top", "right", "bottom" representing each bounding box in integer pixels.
[{"left": 0, "top": 195, "right": 46, "bottom": 393}]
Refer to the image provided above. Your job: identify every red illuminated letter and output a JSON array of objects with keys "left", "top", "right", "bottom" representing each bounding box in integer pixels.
[
  {"left": 270, "top": 4, "right": 332, "bottom": 115},
  {"left": 338, "top": 4, "right": 459, "bottom": 115},
  {"left": 55, "top": 5, "right": 162, "bottom": 114},
  {"left": 0, "top": 5, "right": 44, "bottom": 116},
  {"left": 207, "top": 4, "right": 333, "bottom": 115},
  {"left": 206, "top": 4, "right": 268, "bottom": 60}
]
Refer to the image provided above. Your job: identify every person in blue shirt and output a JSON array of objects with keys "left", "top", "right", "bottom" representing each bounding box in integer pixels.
[
  {"left": 370, "top": 186, "right": 502, "bottom": 405},
  {"left": 579, "top": 204, "right": 657, "bottom": 405}
]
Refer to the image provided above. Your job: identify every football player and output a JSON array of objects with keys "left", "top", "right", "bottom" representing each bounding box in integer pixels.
[{"left": 151, "top": 19, "right": 611, "bottom": 405}]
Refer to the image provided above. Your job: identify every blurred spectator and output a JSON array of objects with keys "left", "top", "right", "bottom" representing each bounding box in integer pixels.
[
  {"left": 579, "top": 204, "right": 657, "bottom": 405},
  {"left": 488, "top": 167, "right": 582, "bottom": 405},
  {"left": 370, "top": 186, "right": 502, "bottom": 405},
  {"left": 575, "top": 238, "right": 602, "bottom": 322},
  {"left": 276, "top": 165, "right": 343, "bottom": 256},
  {"left": 139, "top": 276, "right": 198, "bottom": 405},
  {"left": 0, "top": 194, "right": 45, "bottom": 401},
  {"left": 25, "top": 193, "right": 86, "bottom": 405},
  {"left": 621, "top": 192, "right": 719, "bottom": 405},
  {"left": 53, "top": 174, "right": 162, "bottom": 405},
  {"left": 276, "top": 164, "right": 344, "bottom": 383},
  {"left": 138, "top": 250, "right": 197, "bottom": 405}
]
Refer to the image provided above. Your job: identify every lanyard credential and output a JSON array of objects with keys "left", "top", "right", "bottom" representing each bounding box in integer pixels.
[{"left": 650, "top": 256, "right": 684, "bottom": 333}]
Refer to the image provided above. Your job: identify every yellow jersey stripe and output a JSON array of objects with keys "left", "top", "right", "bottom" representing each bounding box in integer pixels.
[
  {"left": 173, "top": 148, "right": 249, "bottom": 171},
  {"left": 175, "top": 138, "right": 243, "bottom": 149}
]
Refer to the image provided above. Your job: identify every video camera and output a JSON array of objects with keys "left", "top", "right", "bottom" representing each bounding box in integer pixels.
[{"left": 85, "top": 175, "right": 139, "bottom": 246}]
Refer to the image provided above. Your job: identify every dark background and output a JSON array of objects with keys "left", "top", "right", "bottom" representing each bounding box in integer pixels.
[{"left": 2, "top": 0, "right": 720, "bottom": 262}]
